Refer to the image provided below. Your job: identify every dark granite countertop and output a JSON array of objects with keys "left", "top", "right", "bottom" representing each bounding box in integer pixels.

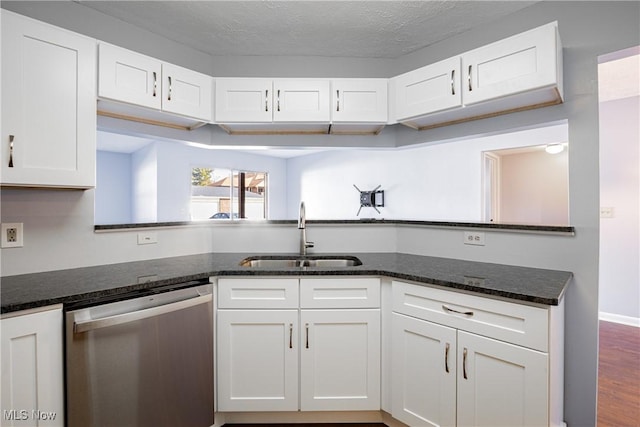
[
  {"left": 0, "top": 252, "right": 572, "bottom": 314},
  {"left": 95, "top": 219, "right": 575, "bottom": 235}
]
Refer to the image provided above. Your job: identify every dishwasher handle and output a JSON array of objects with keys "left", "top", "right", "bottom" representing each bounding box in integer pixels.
[{"left": 74, "top": 293, "right": 211, "bottom": 334}]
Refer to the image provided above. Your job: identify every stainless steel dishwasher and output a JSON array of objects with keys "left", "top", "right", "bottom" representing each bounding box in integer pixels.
[{"left": 65, "top": 280, "right": 213, "bottom": 427}]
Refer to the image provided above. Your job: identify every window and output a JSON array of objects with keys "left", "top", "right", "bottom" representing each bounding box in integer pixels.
[{"left": 191, "top": 167, "right": 267, "bottom": 220}]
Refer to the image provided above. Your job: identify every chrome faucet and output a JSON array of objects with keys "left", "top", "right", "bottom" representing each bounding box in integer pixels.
[{"left": 298, "top": 201, "right": 314, "bottom": 255}]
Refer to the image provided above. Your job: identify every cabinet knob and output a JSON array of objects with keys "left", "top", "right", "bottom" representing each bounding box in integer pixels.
[{"left": 8, "top": 135, "right": 14, "bottom": 168}]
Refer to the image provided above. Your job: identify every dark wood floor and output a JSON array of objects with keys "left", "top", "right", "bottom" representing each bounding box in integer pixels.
[{"left": 598, "top": 321, "right": 640, "bottom": 427}]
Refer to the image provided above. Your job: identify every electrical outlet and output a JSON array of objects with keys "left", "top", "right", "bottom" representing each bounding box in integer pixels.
[
  {"left": 600, "top": 207, "right": 614, "bottom": 218},
  {"left": 1, "top": 223, "right": 24, "bottom": 248},
  {"left": 137, "top": 232, "right": 158, "bottom": 245},
  {"left": 464, "top": 231, "right": 485, "bottom": 246},
  {"left": 464, "top": 276, "right": 486, "bottom": 286}
]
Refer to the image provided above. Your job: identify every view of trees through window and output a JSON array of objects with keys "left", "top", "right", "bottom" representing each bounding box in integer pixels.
[{"left": 191, "top": 167, "right": 267, "bottom": 220}]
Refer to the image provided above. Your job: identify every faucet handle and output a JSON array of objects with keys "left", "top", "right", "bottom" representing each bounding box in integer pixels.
[{"left": 306, "top": 241, "right": 315, "bottom": 249}]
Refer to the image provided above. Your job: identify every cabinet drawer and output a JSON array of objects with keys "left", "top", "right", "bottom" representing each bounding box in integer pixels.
[
  {"left": 300, "top": 278, "right": 380, "bottom": 309},
  {"left": 218, "top": 278, "right": 299, "bottom": 309},
  {"left": 392, "top": 281, "right": 548, "bottom": 351}
]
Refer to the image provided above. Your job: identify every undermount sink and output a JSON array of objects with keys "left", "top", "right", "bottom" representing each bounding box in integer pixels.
[{"left": 239, "top": 256, "right": 363, "bottom": 268}]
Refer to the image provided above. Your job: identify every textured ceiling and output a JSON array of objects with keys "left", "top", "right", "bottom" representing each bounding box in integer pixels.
[{"left": 78, "top": 1, "right": 538, "bottom": 58}]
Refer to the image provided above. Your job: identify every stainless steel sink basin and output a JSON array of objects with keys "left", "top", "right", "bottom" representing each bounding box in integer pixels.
[{"left": 239, "top": 256, "right": 362, "bottom": 268}]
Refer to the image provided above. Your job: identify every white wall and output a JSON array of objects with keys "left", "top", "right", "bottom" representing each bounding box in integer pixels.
[
  {"left": 96, "top": 139, "right": 289, "bottom": 223},
  {"left": 599, "top": 95, "right": 640, "bottom": 323},
  {"left": 500, "top": 148, "right": 569, "bottom": 225},
  {"left": 287, "top": 123, "right": 568, "bottom": 221},
  {"left": 95, "top": 151, "right": 132, "bottom": 224},
  {"left": 132, "top": 143, "right": 158, "bottom": 223}
]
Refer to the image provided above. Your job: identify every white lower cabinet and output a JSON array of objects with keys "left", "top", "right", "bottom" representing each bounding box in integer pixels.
[
  {"left": 391, "top": 280, "right": 563, "bottom": 427},
  {"left": 456, "top": 331, "right": 548, "bottom": 427},
  {"left": 1, "top": 306, "right": 64, "bottom": 427},
  {"left": 392, "top": 312, "right": 548, "bottom": 427},
  {"left": 217, "top": 309, "right": 299, "bottom": 411},
  {"left": 392, "top": 312, "right": 457, "bottom": 426},
  {"left": 216, "top": 277, "right": 381, "bottom": 413},
  {"left": 300, "top": 309, "right": 380, "bottom": 411}
]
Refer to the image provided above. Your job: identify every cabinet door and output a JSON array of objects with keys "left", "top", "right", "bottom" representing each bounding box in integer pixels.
[
  {"left": 161, "top": 63, "right": 213, "bottom": 121},
  {"left": 214, "top": 78, "right": 273, "bottom": 123},
  {"left": 391, "top": 313, "right": 457, "bottom": 427},
  {"left": 273, "top": 80, "right": 331, "bottom": 122},
  {"left": 462, "top": 22, "right": 560, "bottom": 106},
  {"left": 393, "top": 56, "right": 462, "bottom": 121},
  {"left": 331, "top": 79, "right": 388, "bottom": 123},
  {"left": 98, "top": 42, "right": 162, "bottom": 110},
  {"left": 1, "top": 11, "right": 96, "bottom": 188},
  {"left": 217, "top": 310, "right": 298, "bottom": 412},
  {"left": 457, "top": 331, "right": 548, "bottom": 427},
  {"left": 1, "top": 307, "right": 64, "bottom": 427},
  {"left": 300, "top": 309, "right": 380, "bottom": 411}
]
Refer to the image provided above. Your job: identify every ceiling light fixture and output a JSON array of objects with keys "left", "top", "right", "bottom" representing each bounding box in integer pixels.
[{"left": 545, "top": 143, "right": 565, "bottom": 154}]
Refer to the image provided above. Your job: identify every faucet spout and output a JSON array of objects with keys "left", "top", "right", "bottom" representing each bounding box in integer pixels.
[
  {"left": 298, "top": 201, "right": 306, "bottom": 229},
  {"left": 298, "top": 202, "right": 314, "bottom": 255}
]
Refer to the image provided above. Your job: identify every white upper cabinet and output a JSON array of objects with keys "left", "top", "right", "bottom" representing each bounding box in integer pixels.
[
  {"left": 98, "top": 42, "right": 161, "bottom": 110},
  {"left": 463, "top": 21, "right": 562, "bottom": 106},
  {"left": 273, "top": 79, "right": 330, "bottom": 122},
  {"left": 1, "top": 11, "right": 96, "bottom": 189},
  {"left": 98, "top": 42, "right": 213, "bottom": 128},
  {"left": 330, "top": 79, "right": 388, "bottom": 134},
  {"left": 394, "top": 21, "right": 563, "bottom": 130},
  {"left": 392, "top": 57, "right": 462, "bottom": 122},
  {"left": 214, "top": 78, "right": 273, "bottom": 123},
  {"left": 161, "top": 62, "right": 214, "bottom": 121},
  {"left": 215, "top": 78, "right": 330, "bottom": 134}
]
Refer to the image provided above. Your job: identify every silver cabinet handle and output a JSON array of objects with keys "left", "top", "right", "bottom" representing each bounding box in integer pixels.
[
  {"left": 463, "top": 347, "right": 468, "bottom": 379},
  {"left": 445, "top": 342, "right": 450, "bottom": 373},
  {"left": 167, "top": 76, "right": 172, "bottom": 101},
  {"left": 152, "top": 71, "right": 157, "bottom": 97},
  {"left": 289, "top": 323, "right": 293, "bottom": 348},
  {"left": 74, "top": 294, "right": 211, "bottom": 333},
  {"left": 265, "top": 89, "right": 269, "bottom": 112},
  {"left": 8, "top": 135, "right": 14, "bottom": 168},
  {"left": 468, "top": 65, "right": 473, "bottom": 92},
  {"left": 305, "top": 323, "right": 309, "bottom": 349},
  {"left": 336, "top": 90, "right": 340, "bottom": 112},
  {"left": 442, "top": 305, "right": 474, "bottom": 316},
  {"left": 277, "top": 89, "right": 281, "bottom": 112},
  {"left": 451, "top": 69, "right": 455, "bottom": 95}
]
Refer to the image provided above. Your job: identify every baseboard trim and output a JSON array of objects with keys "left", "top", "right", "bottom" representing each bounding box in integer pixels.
[{"left": 599, "top": 312, "right": 640, "bottom": 327}]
